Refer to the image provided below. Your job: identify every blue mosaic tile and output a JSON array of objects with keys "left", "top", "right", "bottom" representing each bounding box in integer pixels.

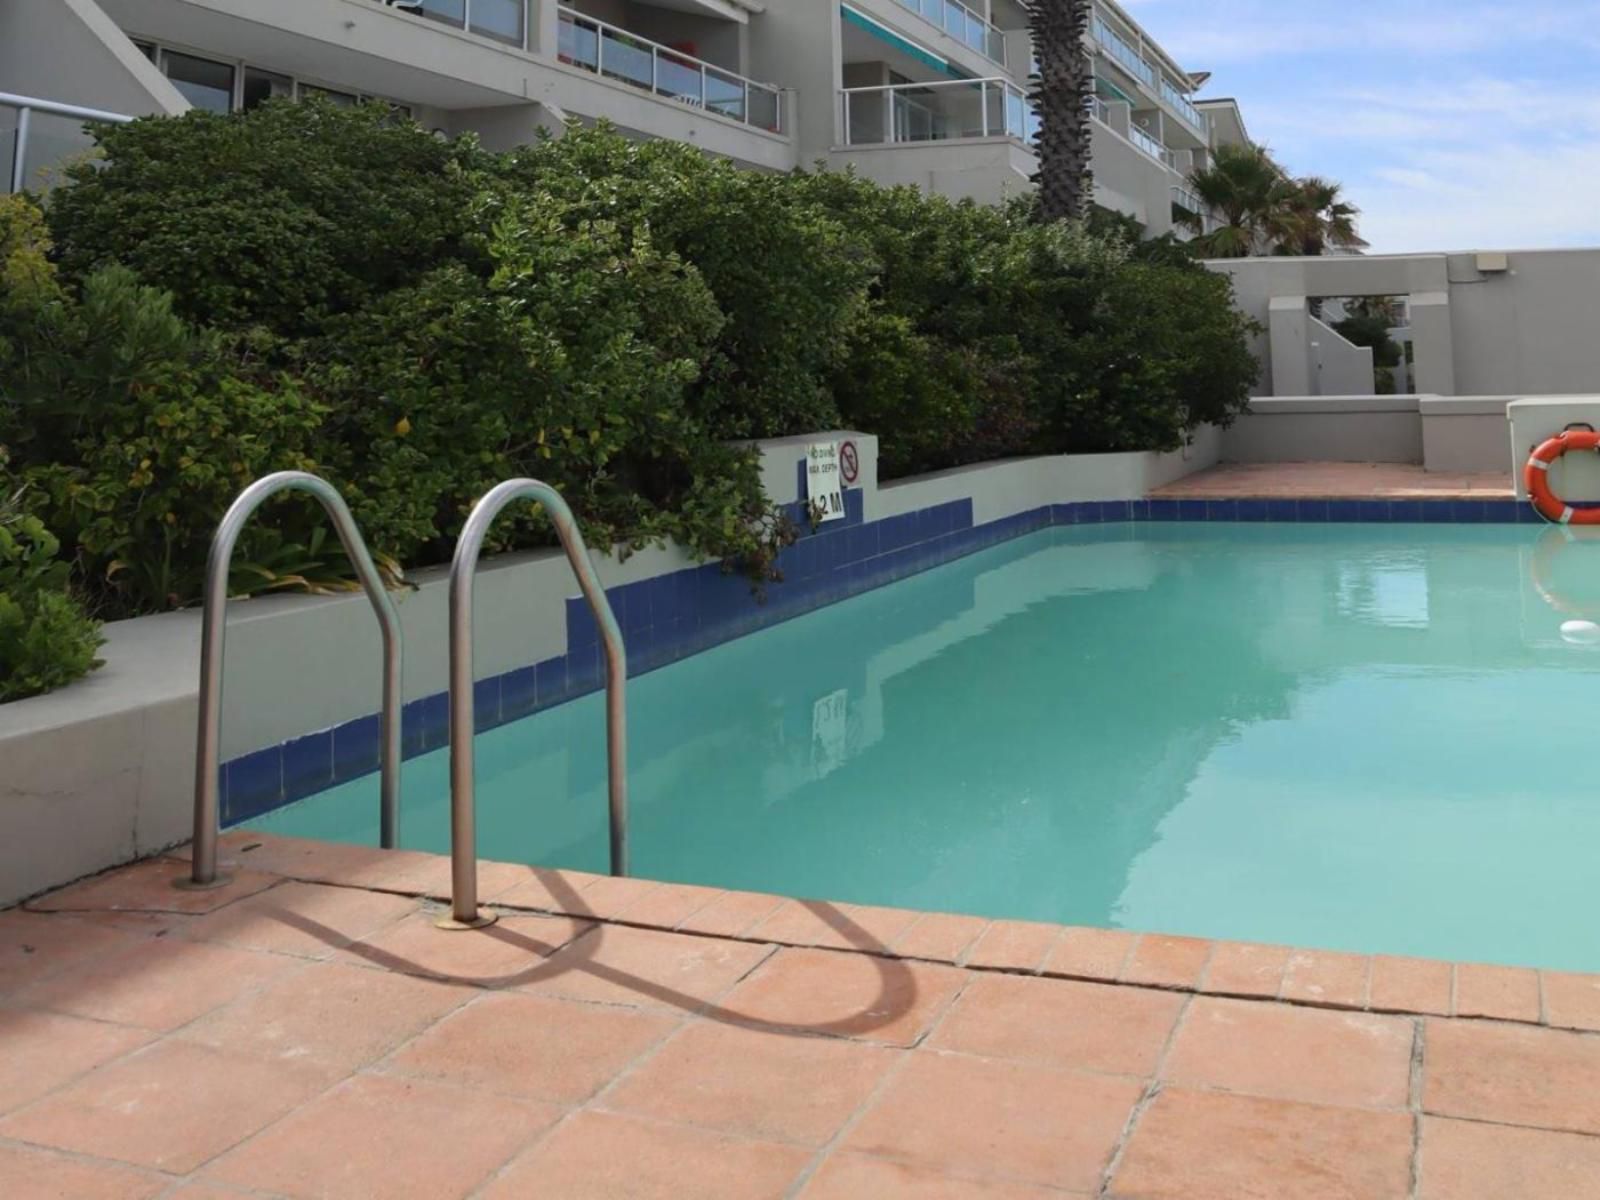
[
  {"left": 566, "top": 597, "right": 599, "bottom": 651},
  {"left": 1388, "top": 499, "right": 1427, "bottom": 524},
  {"left": 473, "top": 676, "right": 502, "bottom": 732},
  {"left": 844, "top": 487, "right": 865, "bottom": 525},
  {"left": 1482, "top": 499, "right": 1519, "bottom": 523},
  {"left": 332, "top": 714, "right": 381, "bottom": 783},
  {"left": 1518, "top": 504, "right": 1546, "bottom": 524},
  {"left": 1266, "top": 499, "right": 1299, "bottom": 522},
  {"left": 1126, "top": 499, "right": 1149, "bottom": 522},
  {"left": 1078, "top": 501, "right": 1104, "bottom": 524},
  {"left": 1354, "top": 500, "right": 1388, "bottom": 522},
  {"left": 567, "top": 643, "right": 604, "bottom": 695},
  {"left": 1100, "top": 500, "right": 1131, "bottom": 523},
  {"left": 403, "top": 693, "right": 449, "bottom": 757},
  {"left": 843, "top": 521, "right": 879, "bottom": 563},
  {"left": 500, "top": 666, "right": 538, "bottom": 720},
  {"left": 1207, "top": 499, "right": 1238, "bottom": 521},
  {"left": 1296, "top": 499, "right": 1330, "bottom": 522},
  {"left": 224, "top": 746, "right": 283, "bottom": 826},
  {"left": 1177, "top": 499, "right": 1208, "bottom": 522},
  {"left": 954, "top": 498, "right": 976, "bottom": 529},
  {"left": 1327, "top": 499, "right": 1364, "bottom": 523},
  {"left": 1235, "top": 499, "right": 1269, "bottom": 522},
  {"left": 1146, "top": 499, "right": 1181, "bottom": 522},
  {"left": 281, "top": 729, "right": 332, "bottom": 801}
]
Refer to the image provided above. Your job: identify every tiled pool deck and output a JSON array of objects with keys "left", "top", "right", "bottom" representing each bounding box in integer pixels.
[
  {"left": 1153, "top": 461, "right": 1515, "bottom": 500},
  {"left": 5, "top": 835, "right": 1600, "bottom": 1199}
]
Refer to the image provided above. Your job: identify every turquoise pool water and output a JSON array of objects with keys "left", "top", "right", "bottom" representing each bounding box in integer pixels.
[{"left": 251, "top": 522, "right": 1600, "bottom": 972}]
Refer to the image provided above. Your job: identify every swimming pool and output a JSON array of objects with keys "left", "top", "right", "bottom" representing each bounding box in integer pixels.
[{"left": 251, "top": 521, "right": 1600, "bottom": 972}]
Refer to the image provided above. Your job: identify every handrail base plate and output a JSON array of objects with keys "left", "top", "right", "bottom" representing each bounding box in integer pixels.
[
  {"left": 435, "top": 910, "right": 499, "bottom": 931},
  {"left": 171, "top": 873, "right": 234, "bottom": 892}
]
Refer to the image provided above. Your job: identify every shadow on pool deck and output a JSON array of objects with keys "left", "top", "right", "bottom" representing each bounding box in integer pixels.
[{"left": 4, "top": 835, "right": 1600, "bottom": 1198}]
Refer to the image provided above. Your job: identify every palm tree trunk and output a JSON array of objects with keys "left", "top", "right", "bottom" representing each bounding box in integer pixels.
[{"left": 1029, "top": 0, "right": 1093, "bottom": 223}]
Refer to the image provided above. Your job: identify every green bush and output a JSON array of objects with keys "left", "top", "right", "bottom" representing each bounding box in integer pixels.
[
  {"left": 0, "top": 474, "right": 104, "bottom": 702},
  {"left": 4, "top": 111, "right": 1260, "bottom": 638},
  {"left": 47, "top": 99, "right": 488, "bottom": 336}
]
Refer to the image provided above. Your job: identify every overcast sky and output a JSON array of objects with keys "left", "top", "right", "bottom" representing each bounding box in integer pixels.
[{"left": 1122, "top": 0, "right": 1600, "bottom": 254}]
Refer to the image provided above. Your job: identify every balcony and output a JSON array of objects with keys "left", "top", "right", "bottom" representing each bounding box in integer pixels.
[
  {"left": 1127, "top": 122, "right": 1174, "bottom": 168},
  {"left": 1090, "top": 14, "right": 1154, "bottom": 89},
  {"left": 556, "top": 6, "right": 783, "bottom": 134},
  {"left": 1158, "top": 78, "right": 1206, "bottom": 136},
  {"left": 890, "top": 0, "right": 1009, "bottom": 67},
  {"left": 382, "top": 0, "right": 528, "bottom": 48},
  {"left": 842, "top": 77, "right": 1036, "bottom": 147},
  {"left": 1171, "top": 184, "right": 1203, "bottom": 215}
]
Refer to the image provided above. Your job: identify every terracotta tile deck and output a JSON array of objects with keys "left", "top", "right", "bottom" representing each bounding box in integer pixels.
[
  {"left": 1153, "top": 461, "right": 1514, "bottom": 499},
  {"left": 3, "top": 832, "right": 1600, "bottom": 1198}
]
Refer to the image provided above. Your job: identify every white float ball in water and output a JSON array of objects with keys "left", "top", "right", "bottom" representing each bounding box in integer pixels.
[{"left": 1561, "top": 620, "right": 1600, "bottom": 645}]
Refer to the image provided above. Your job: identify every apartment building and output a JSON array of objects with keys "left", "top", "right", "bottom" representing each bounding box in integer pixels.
[{"left": 3, "top": 0, "right": 1247, "bottom": 237}]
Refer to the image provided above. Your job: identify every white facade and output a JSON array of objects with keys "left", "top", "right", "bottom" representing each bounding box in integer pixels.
[{"left": 2, "top": 0, "right": 1248, "bottom": 233}]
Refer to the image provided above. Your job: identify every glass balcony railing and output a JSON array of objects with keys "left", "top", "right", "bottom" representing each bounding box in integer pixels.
[
  {"left": 557, "top": 6, "right": 783, "bottom": 134},
  {"left": 1090, "top": 14, "right": 1155, "bottom": 89},
  {"left": 1159, "top": 78, "right": 1206, "bottom": 135},
  {"left": 892, "top": 0, "right": 1008, "bottom": 66},
  {"left": 1127, "top": 122, "right": 1175, "bottom": 167},
  {"left": 397, "top": 0, "right": 528, "bottom": 48},
  {"left": 842, "top": 78, "right": 1038, "bottom": 147},
  {"left": 1171, "top": 184, "right": 1203, "bottom": 214}
]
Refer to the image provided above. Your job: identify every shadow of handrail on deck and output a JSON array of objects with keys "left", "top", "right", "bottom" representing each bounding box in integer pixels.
[{"left": 270, "top": 868, "right": 924, "bottom": 1040}]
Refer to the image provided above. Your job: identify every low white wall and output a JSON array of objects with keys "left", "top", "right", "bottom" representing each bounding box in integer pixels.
[
  {"left": 0, "top": 430, "right": 1216, "bottom": 905},
  {"left": 1309, "top": 315, "right": 1375, "bottom": 397},
  {"left": 1508, "top": 397, "right": 1600, "bottom": 501},
  {"left": 1421, "top": 397, "right": 1513, "bottom": 474},
  {"left": 1222, "top": 396, "right": 1425, "bottom": 464}
]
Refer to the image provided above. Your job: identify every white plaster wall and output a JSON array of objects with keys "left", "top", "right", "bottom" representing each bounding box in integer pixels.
[
  {"left": 1508, "top": 397, "right": 1600, "bottom": 501},
  {"left": 1309, "top": 314, "right": 1375, "bottom": 397},
  {"left": 1222, "top": 397, "right": 1424, "bottom": 464},
  {"left": 0, "top": 0, "right": 186, "bottom": 117},
  {"left": 828, "top": 140, "right": 1036, "bottom": 206},
  {"left": 1420, "top": 397, "right": 1514, "bottom": 475}
]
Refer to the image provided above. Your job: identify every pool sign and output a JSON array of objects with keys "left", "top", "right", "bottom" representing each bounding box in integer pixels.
[
  {"left": 806, "top": 441, "right": 846, "bottom": 523},
  {"left": 840, "top": 440, "right": 860, "bottom": 485}
]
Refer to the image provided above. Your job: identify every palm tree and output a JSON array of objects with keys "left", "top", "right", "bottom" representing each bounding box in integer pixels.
[
  {"left": 1177, "top": 143, "right": 1293, "bottom": 256},
  {"left": 1274, "top": 176, "right": 1364, "bottom": 256},
  {"left": 1179, "top": 145, "right": 1364, "bottom": 257},
  {"left": 1027, "top": 0, "right": 1094, "bottom": 223}
]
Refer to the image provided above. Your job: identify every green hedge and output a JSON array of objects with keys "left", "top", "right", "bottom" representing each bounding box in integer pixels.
[{"left": 2, "top": 102, "right": 1259, "bottom": 642}]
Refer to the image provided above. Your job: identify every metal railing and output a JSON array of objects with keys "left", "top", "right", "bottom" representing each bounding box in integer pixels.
[
  {"left": 842, "top": 77, "right": 1037, "bottom": 147},
  {"left": 891, "top": 0, "right": 1009, "bottom": 66},
  {"left": 1090, "top": 14, "right": 1155, "bottom": 89},
  {"left": 1127, "top": 121, "right": 1175, "bottom": 167},
  {"left": 556, "top": 6, "right": 783, "bottom": 134},
  {"left": 2, "top": 91, "right": 133, "bottom": 195},
  {"left": 1171, "top": 183, "right": 1204, "bottom": 214},
  {"left": 440, "top": 479, "right": 628, "bottom": 930},
  {"left": 1159, "top": 78, "right": 1206, "bottom": 135},
  {"left": 178, "top": 473, "right": 403, "bottom": 890}
]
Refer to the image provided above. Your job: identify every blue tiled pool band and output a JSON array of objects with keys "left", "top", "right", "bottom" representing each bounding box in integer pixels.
[{"left": 221, "top": 492, "right": 1540, "bottom": 826}]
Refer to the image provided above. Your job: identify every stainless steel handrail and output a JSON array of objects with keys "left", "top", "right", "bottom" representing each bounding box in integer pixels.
[
  {"left": 441, "top": 479, "right": 628, "bottom": 930},
  {"left": 1, "top": 90, "right": 135, "bottom": 195},
  {"left": 176, "top": 472, "right": 403, "bottom": 889}
]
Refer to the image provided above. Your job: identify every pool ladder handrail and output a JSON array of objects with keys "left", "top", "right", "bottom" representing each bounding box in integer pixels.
[
  {"left": 440, "top": 478, "right": 629, "bottom": 931},
  {"left": 177, "top": 471, "right": 403, "bottom": 890}
]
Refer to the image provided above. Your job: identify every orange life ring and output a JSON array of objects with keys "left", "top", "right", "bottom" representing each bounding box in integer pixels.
[{"left": 1526, "top": 431, "right": 1600, "bottom": 524}]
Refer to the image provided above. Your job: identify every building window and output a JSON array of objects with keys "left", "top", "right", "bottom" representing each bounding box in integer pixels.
[
  {"left": 302, "top": 85, "right": 360, "bottom": 107},
  {"left": 131, "top": 39, "right": 157, "bottom": 64},
  {"left": 242, "top": 68, "right": 294, "bottom": 111},
  {"left": 162, "top": 51, "right": 236, "bottom": 113}
]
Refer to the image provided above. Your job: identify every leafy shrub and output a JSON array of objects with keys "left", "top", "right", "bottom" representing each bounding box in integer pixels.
[
  {"left": 7, "top": 112, "right": 1259, "bottom": 627},
  {"left": 7, "top": 263, "right": 327, "bottom": 616},
  {"left": 46, "top": 100, "right": 488, "bottom": 336},
  {"left": 0, "top": 470, "right": 104, "bottom": 702}
]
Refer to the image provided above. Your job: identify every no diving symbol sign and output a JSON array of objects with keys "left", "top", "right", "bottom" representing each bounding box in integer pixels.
[{"left": 840, "top": 440, "right": 860, "bottom": 486}]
